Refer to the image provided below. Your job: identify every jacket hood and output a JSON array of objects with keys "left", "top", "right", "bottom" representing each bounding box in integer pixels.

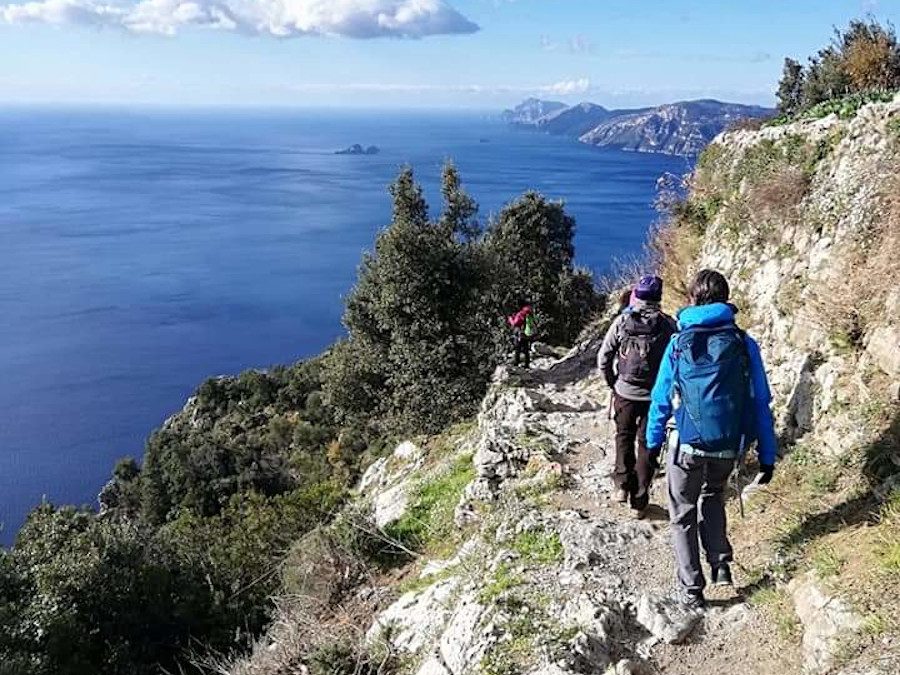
[
  {"left": 631, "top": 298, "right": 661, "bottom": 313},
  {"left": 677, "top": 302, "right": 737, "bottom": 329}
]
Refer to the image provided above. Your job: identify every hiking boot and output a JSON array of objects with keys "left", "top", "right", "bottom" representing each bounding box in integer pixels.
[
  {"left": 677, "top": 589, "right": 706, "bottom": 610},
  {"left": 615, "top": 489, "right": 629, "bottom": 504},
  {"left": 712, "top": 564, "right": 733, "bottom": 587},
  {"left": 632, "top": 507, "right": 647, "bottom": 520}
]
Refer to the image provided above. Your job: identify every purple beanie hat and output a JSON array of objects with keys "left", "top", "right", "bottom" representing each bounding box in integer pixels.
[{"left": 634, "top": 275, "right": 663, "bottom": 302}]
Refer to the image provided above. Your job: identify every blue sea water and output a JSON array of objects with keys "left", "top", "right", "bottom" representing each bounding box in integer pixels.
[{"left": 0, "top": 107, "right": 688, "bottom": 544}]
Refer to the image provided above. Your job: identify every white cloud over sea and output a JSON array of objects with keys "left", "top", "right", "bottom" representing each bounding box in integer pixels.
[{"left": 0, "top": 0, "right": 479, "bottom": 38}]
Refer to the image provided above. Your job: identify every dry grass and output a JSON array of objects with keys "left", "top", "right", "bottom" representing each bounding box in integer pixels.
[
  {"left": 646, "top": 217, "right": 703, "bottom": 313},
  {"left": 746, "top": 165, "right": 810, "bottom": 221},
  {"left": 726, "top": 116, "right": 770, "bottom": 132},
  {"left": 808, "top": 171, "right": 900, "bottom": 348}
]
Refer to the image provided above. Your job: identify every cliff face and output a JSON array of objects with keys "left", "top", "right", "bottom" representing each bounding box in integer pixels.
[
  {"left": 231, "top": 98, "right": 900, "bottom": 675},
  {"left": 502, "top": 98, "right": 772, "bottom": 156},
  {"left": 579, "top": 100, "right": 772, "bottom": 156}
]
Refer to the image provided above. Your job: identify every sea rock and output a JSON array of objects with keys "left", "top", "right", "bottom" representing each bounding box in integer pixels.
[
  {"left": 635, "top": 593, "right": 703, "bottom": 644},
  {"left": 335, "top": 143, "right": 379, "bottom": 155},
  {"left": 788, "top": 573, "right": 864, "bottom": 673}
]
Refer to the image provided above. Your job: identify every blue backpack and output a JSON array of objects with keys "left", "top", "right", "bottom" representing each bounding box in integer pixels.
[{"left": 672, "top": 326, "right": 753, "bottom": 454}]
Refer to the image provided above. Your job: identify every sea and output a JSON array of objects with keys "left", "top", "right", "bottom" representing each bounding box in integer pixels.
[{"left": 0, "top": 107, "right": 689, "bottom": 545}]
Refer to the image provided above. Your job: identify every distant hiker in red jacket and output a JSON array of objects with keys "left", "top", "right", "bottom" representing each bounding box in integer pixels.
[{"left": 508, "top": 301, "right": 536, "bottom": 368}]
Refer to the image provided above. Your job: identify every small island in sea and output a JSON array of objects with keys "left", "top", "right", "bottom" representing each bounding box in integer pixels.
[{"left": 335, "top": 143, "right": 380, "bottom": 155}]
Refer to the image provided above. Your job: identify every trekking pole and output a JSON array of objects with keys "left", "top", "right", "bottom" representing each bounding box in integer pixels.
[
  {"left": 734, "top": 463, "right": 745, "bottom": 519},
  {"left": 734, "top": 435, "right": 747, "bottom": 519}
]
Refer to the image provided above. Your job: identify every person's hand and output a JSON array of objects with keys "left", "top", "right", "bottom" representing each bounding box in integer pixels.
[
  {"left": 757, "top": 463, "right": 775, "bottom": 485},
  {"left": 647, "top": 448, "right": 661, "bottom": 471}
]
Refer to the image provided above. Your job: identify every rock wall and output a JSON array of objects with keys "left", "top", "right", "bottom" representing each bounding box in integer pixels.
[
  {"left": 231, "top": 97, "right": 900, "bottom": 675},
  {"left": 689, "top": 95, "right": 900, "bottom": 457}
]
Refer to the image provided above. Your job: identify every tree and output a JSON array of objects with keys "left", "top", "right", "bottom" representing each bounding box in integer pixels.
[
  {"left": 776, "top": 57, "right": 806, "bottom": 115},
  {"left": 328, "top": 165, "right": 494, "bottom": 433},
  {"left": 841, "top": 19, "right": 900, "bottom": 91},
  {"left": 484, "top": 192, "right": 599, "bottom": 344},
  {"left": 802, "top": 46, "right": 850, "bottom": 107},
  {"left": 777, "top": 18, "right": 900, "bottom": 115}
]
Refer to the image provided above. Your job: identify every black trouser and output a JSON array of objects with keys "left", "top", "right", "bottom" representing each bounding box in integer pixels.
[
  {"left": 514, "top": 335, "right": 531, "bottom": 368},
  {"left": 613, "top": 392, "right": 654, "bottom": 510}
]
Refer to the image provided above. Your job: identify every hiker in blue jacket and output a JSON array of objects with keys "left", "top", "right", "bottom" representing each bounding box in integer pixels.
[{"left": 646, "top": 269, "right": 777, "bottom": 609}]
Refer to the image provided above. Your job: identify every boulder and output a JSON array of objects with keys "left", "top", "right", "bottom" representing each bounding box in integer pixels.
[
  {"left": 366, "top": 578, "right": 459, "bottom": 654},
  {"left": 373, "top": 482, "right": 410, "bottom": 528},
  {"left": 789, "top": 573, "right": 863, "bottom": 673},
  {"left": 439, "top": 593, "right": 486, "bottom": 674},
  {"left": 866, "top": 325, "right": 900, "bottom": 377},
  {"left": 635, "top": 593, "right": 703, "bottom": 644}
]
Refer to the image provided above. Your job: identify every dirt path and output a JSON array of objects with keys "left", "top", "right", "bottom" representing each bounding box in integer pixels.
[{"left": 521, "top": 357, "right": 804, "bottom": 674}]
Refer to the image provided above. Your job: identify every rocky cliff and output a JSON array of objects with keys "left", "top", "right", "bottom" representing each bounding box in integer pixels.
[
  {"left": 230, "top": 96, "right": 900, "bottom": 675},
  {"left": 503, "top": 98, "right": 772, "bottom": 156},
  {"left": 579, "top": 100, "right": 772, "bottom": 156}
]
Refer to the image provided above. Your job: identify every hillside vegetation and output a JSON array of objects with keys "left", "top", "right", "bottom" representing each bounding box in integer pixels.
[
  {"left": 3, "top": 18, "right": 899, "bottom": 675},
  {"left": 224, "top": 61, "right": 900, "bottom": 675},
  {"left": 0, "top": 165, "right": 599, "bottom": 675}
]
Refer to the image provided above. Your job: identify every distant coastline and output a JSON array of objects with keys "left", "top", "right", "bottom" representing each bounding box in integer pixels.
[{"left": 502, "top": 97, "right": 773, "bottom": 156}]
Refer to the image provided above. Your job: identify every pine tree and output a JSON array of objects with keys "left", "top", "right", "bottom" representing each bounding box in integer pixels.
[
  {"left": 484, "top": 191, "right": 598, "bottom": 344},
  {"left": 776, "top": 57, "right": 806, "bottom": 115}
]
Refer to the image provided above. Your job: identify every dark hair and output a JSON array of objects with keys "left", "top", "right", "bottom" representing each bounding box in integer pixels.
[{"left": 688, "top": 269, "right": 730, "bottom": 305}]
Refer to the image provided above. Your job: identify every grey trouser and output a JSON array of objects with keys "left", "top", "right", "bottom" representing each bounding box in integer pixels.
[{"left": 667, "top": 449, "right": 735, "bottom": 594}]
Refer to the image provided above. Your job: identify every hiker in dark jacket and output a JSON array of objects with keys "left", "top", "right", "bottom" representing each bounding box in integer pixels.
[
  {"left": 508, "top": 302, "right": 535, "bottom": 368},
  {"left": 646, "top": 269, "right": 777, "bottom": 609},
  {"left": 598, "top": 276, "right": 676, "bottom": 516}
]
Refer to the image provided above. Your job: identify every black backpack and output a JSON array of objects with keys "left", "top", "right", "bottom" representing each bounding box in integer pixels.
[{"left": 616, "top": 312, "right": 674, "bottom": 388}]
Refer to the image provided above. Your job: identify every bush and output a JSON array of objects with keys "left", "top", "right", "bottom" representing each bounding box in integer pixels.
[
  {"left": 775, "top": 19, "right": 900, "bottom": 118},
  {"left": 327, "top": 165, "right": 599, "bottom": 436}
]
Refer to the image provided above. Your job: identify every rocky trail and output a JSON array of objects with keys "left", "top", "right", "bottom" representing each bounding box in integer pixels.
[{"left": 361, "top": 340, "right": 803, "bottom": 675}]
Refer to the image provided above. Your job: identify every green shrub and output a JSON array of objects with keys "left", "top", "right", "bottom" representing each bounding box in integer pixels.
[
  {"left": 511, "top": 529, "right": 564, "bottom": 564},
  {"left": 327, "top": 165, "right": 600, "bottom": 436},
  {"left": 774, "top": 19, "right": 900, "bottom": 118},
  {"left": 384, "top": 453, "right": 474, "bottom": 555}
]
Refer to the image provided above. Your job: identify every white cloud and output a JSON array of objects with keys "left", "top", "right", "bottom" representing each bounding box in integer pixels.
[
  {"left": 541, "top": 77, "right": 589, "bottom": 95},
  {"left": 0, "top": 0, "right": 480, "bottom": 37}
]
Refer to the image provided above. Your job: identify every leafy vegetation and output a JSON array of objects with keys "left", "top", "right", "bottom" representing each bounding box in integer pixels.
[
  {"left": 327, "top": 163, "right": 600, "bottom": 435},
  {"left": 384, "top": 453, "right": 475, "bottom": 556},
  {"left": 0, "top": 164, "right": 600, "bottom": 674},
  {"left": 511, "top": 529, "right": 564, "bottom": 565},
  {"left": 775, "top": 19, "right": 900, "bottom": 119}
]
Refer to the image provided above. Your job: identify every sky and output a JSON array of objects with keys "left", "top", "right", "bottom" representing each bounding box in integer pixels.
[{"left": 0, "top": 0, "right": 898, "bottom": 108}]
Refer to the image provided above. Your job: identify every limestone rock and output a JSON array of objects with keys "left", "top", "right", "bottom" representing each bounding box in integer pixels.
[
  {"left": 866, "top": 325, "right": 900, "bottom": 377},
  {"left": 789, "top": 574, "right": 864, "bottom": 673},
  {"left": 558, "top": 512, "right": 652, "bottom": 570},
  {"left": 366, "top": 578, "right": 459, "bottom": 654},
  {"left": 635, "top": 593, "right": 703, "bottom": 644},
  {"left": 373, "top": 482, "right": 410, "bottom": 528},
  {"left": 415, "top": 656, "right": 452, "bottom": 675},
  {"left": 438, "top": 593, "right": 486, "bottom": 675},
  {"left": 562, "top": 630, "right": 611, "bottom": 673}
]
